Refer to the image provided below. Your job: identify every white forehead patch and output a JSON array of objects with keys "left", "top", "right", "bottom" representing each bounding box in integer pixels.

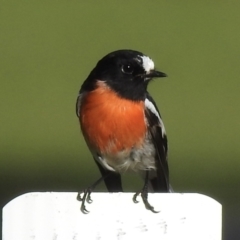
[{"left": 140, "top": 55, "right": 155, "bottom": 73}]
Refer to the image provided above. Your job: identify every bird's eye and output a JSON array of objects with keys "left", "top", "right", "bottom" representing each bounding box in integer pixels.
[{"left": 121, "top": 64, "right": 134, "bottom": 74}]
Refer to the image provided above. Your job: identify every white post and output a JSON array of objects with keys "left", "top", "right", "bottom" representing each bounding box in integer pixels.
[{"left": 2, "top": 192, "right": 222, "bottom": 240}]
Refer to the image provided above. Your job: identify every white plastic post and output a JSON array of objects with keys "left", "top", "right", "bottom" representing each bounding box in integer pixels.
[{"left": 2, "top": 192, "right": 221, "bottom": 240}]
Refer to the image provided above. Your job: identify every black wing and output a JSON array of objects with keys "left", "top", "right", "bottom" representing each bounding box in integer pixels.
[{"left": 145, "top": 93, "right": 170, "bottom": 192}]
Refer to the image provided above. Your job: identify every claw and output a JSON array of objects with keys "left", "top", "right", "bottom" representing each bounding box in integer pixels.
[
  {"left": 76, "top": 175, "right": 108, "bottom": 213},
  {"left": 77, "top": 188, "right": 93, "bottom": 214},
  {"left": 133, "top": 190, "right": 159, "bottom": 213},
  {"left": 81, "top": 202, "right": 90, "bottom": 214},
  {"left": 86, "top": 192, "right": 93, "bottom": 203},
  {"left": 132, "top": 171, "right": 159, "bottom": 213},
  {"left": 76, "top": 192, "right": 84, "bottom": 201},
  {"left": 141, "top": 192, "right": 159, "bottom": 213},
  {"left": 133, "top": 191, "right": 140, "bottom": 203}
]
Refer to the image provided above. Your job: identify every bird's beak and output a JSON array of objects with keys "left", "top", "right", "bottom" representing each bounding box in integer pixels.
[{"left": 146, "top": 70, "right": 167, "bottom": 78}]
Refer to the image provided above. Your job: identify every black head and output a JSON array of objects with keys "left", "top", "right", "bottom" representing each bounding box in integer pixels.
[{"left": 81, "top": 49, "right": 167, "bottom": 101}]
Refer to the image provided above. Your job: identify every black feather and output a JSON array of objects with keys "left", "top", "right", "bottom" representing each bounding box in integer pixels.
[{"left": 95, "top": 160, "right": 123, "bottom": 192}]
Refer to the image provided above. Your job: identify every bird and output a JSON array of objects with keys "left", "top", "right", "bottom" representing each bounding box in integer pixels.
[{"left": 76, "top": 49, "right": 170, "bottom": 213}]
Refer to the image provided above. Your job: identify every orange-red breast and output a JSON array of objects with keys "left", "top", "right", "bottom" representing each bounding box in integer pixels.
[{"left": 76, "top": 50, "right": 171, "bottom": 213}]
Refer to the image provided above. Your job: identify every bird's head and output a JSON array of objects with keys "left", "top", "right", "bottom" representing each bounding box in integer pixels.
[{"left": 82, "top": 49, "right": 167, "bottom": 100}]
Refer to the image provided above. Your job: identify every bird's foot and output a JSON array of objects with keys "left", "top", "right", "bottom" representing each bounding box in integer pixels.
[
  {"left": 133, "top": 190, "right": 159, "bottom": 213},
  {"left": 77, "top": 188, "right": 93, "bottom": 214}
]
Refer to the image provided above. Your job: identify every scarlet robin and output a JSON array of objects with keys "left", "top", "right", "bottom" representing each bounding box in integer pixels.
[{"left": 76, "top": 49, "right": 171, "bottom": 213}]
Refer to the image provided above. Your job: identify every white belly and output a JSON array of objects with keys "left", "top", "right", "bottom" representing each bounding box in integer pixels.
[{"left": 96, "top": 137, "right": 156, "bottom": 173}]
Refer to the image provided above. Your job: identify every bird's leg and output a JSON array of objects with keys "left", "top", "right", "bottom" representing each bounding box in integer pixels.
[
  {"left": 133, "top": 171, "right": 159, "bottom": 213},
  {"left": 77, "top": 174, "right": 110, "bottom": 214}
]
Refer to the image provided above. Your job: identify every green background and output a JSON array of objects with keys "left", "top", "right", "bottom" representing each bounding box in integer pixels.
[{"left": 0, "top": 1, "right": 240, "bottom": 239}]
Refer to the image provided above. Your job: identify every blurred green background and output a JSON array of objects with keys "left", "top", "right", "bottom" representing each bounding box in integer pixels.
[{"left": 0, "top": 1, "right": 240, "bottom": 239}]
